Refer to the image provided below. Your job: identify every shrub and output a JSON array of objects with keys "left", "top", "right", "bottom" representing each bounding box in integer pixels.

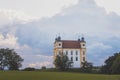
[{"left": 23, "top": 67, "right": 36, "bottom": 71}]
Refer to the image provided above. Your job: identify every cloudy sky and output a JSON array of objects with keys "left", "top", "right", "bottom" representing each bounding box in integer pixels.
[{"left": 0, "top": 0, "right": 120, "bottom": 68}]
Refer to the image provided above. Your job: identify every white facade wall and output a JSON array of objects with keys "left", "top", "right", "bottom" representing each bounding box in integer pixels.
[{"left": 63, "top": 49, "right": 80, "bottom": 68}]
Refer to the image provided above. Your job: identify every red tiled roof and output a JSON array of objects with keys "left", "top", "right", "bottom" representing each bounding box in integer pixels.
[{"left": 62, "top": 40, "right": 81, "bottom": 48}]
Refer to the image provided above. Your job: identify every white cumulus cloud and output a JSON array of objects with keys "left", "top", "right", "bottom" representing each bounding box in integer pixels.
[
  {"left": 88, "top": 42, "right": 112, "bottom": 52},
  {"left": 0, "top": 0, "right": 120, "bottom": 67},
  {"left": 0, "top": 9, "right": 36, "bottom": 26},
  {"left": 0, "top": 34, "right": 19, "bottom": 49}
]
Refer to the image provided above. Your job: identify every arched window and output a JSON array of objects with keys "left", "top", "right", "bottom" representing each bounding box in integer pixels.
[
  {"left": 58, "top": 51, "right": 62, "bottom": 55},
  {"left": 66, "top": 51, "right": 68, "bottom": 55},
  {"left": 76, "top": 51, "right": 78, "bottom": 55},
  {"left": 71, "top": 51, "right": 73, "bottom": 55},
  {"left": 83, "top": 57, "right": 85, "bottom": 61},
  {"left": 83, "top": 51, "right": 85, "bottom": 55},
  {"left": 71, "top": 57, "right": 73, "bottom": 61},
  {"left": 76, "top": 57, "right": 78, "bottom": 61}
]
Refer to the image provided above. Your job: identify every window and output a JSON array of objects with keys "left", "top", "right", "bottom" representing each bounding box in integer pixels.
[
  {"left": 83, "top": 44, "right": 85, "bottom": 46},
  {"left": 66, "top": 51, "right": 68, "bottom": 55},
  {"left": 76, "top": 51, "right": 78, "bottom": 55},
  {"left": 76, "top": 57, "right": 78, "bottom": 61},
  {"left": 83, "top": 51, "right": 85, "bottom": 55},
  {"left": 59, "top": 43, "right": 61, "bottom": 46},
  {"left": 58, "top": 51, "right": 61, "bottom": 55},
  {"left": 71, "top": 57, "right": 73, "bottom": 61},
  {"left": 83, "top": 57, "right": 85, "bottom": 61},
  {"left": 71, "top": 51, "right": 73, "bottom": 55}
]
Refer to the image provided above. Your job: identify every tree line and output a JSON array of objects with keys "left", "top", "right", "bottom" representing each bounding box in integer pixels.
[
  {"left": 0, "top": 47, "right": 120, "bottom": 74},
  {"left": 54, "top": 52, "right": 120, "bottom": 74}
]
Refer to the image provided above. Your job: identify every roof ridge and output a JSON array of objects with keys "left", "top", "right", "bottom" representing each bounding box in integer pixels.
[
  {"left": 61, "top": 40, "right": 81, "bottom": 48},
  {"left": 61, "top": 40, "right": 79, "bottom": 41}
]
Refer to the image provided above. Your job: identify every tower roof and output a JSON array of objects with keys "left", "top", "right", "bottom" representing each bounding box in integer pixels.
[{"left": 61, "top": 40, "right": 81, "bottom": 48}]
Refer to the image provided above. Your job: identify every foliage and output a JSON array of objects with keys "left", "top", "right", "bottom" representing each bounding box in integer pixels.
[
  {"left": 101, "top": 52, "right": 120, "bottom": 74},
  {"left": 0, "top": 48, "right": 24, "bottom": 70},
  {"left": 54, "top": 54, "right": 73, "bottom": 71},
  {"left": 41, "top": 66, "right": 46, "bottom": 70},
  {"left": 110, "top": 55, "right": 120, "bottom": 74},
  {"left": 0, "top": 71, "right": 119, "bottom": 80},
  {"left": 91, "top": 66, "right": 101, "bottom": 74},
  {"left": 80, "top": 61, "right": 93, "bottom": 73},
  {"left": 23, "top": 67, "right": 36, "bottom": 71}
]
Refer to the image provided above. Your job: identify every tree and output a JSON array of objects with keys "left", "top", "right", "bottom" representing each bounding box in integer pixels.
[
  {"left": 101, "top": 52, "right": 120, "bottom": 74},
  {"left": 23, "top": 67, "right": 36, "bottom": 71},
  {"left": 81, "top": 61, "right": 93, "bottom": 73},
  {"left": 0, "top": 48, "right": 24, "bottom": 70},
  {"left": 110, "top": 55, "right": 120, "bottom": 74},
  {"left": 41, "top": 66, "right": 46, "bottom": 70},
  {"left": 54, "top": 54, "right": 73, "bottom": 71}
]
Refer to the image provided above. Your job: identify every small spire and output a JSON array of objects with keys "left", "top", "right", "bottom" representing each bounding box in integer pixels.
[
  {"left": 81, "top": 37, "right": 84, "bottom": 42},
  {"left": 81, "top": 34, "right": 85, "bottom": 42},
  {"left": 55, "top": 33, "right": 61, "bottom": 41},
  {"left": 57, "top": 33, "right": 61, "bottom": 41},
  {"left": 78, "top": 35, "right": 81, "bottom": 41},
  {"left": 55, "top": 35, "right": 58, "bottom": 41}
]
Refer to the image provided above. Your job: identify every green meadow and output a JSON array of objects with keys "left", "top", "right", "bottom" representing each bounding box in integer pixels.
[{"left": 0, "top": 71, "right": 119, "bottom": 80}]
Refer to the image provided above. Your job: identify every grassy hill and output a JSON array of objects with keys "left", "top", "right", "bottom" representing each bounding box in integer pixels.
[{"left": 0, "top": 71, "right": 119, "bottom": 80}]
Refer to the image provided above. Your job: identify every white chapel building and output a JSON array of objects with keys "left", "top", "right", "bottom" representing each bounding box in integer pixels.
[{"left": 54, "top": 36, "right": 86, "bottom": 68}]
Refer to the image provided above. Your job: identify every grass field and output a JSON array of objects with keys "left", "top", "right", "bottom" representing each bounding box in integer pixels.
[{"left": 0, "top": 71, "right": 120, "bottom": 80}]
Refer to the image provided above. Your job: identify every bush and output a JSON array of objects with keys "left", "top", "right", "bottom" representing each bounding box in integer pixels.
[
  {"left": 41, "top": 66, "right": 46, "bottom": 70},
  {"left": 23, "top": 67, "right": 36, "bottom": 71}
]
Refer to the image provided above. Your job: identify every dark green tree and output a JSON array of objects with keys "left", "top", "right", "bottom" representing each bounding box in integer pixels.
[
  {"left": 54, "top": 54, "right": 73, "bottom": 71},
  {"left": 23, "top": 67, "right": 36, "bottom": 71},
  {"left": 0, "top": 48, "right": 24, "bottom": 70},
  {"left": 81, "top": 61, "right": 93, "bottom": 73},
  {"left": 41, "top": 66, "right": 46, "bottom": 70},
  {"left": 110, "top": 55, "right": 120, "bottom": 74},
  {"left": 101, "top": 52, "right": 120, "bottom": 74}
]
